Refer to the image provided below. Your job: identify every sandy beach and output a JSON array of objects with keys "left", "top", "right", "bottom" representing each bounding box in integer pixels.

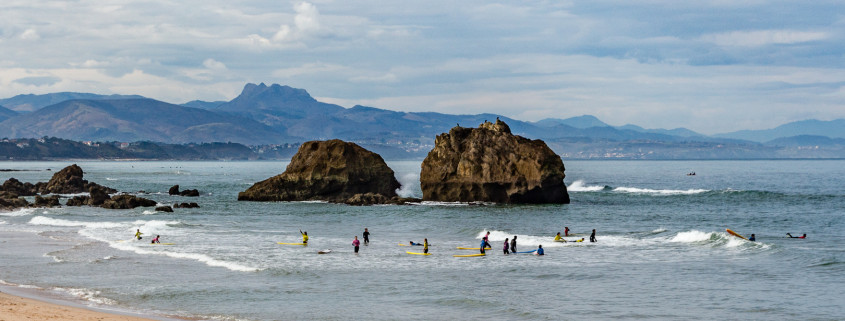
[{"left": 0, "top": 291, "right": 155, "bottom": 321}]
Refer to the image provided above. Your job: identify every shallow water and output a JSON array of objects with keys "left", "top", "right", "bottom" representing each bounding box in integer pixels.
[{"left": 1, "top": 160, "right": 843, "bottom": 320}]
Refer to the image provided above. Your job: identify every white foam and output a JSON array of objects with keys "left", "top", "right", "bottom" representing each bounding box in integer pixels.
[
  {"left": 0, "top": 208, "right": 36, "bottom": 217},
  {"left": 28, "top": 216, "right": 123, "bottom": 229},
  {"left": 105, "top": 177, "right": 119, "bottom": 181},
  {"left": 613, "top": 186, "right": 709, "bottom": 195},
  {"left": 142, "top": 210, "right": 157, "bottom": 215},
  {"left": 108, "top": 241, "right": 258, "bottom": 272},
  {"left": 669, "top": 230, "right": 713, "bottom": 243},
  {"left": 395, "top": 173, "right": 420, "bottom": 198},
  {"left": 652, "top": 228, "right": 667, "bottom": 233},
  {"left": 54, "top": 287, "right": 117, "bottom": 306},
  {"left": 567, "top": 180, "right": 605, "bottom": 192}
]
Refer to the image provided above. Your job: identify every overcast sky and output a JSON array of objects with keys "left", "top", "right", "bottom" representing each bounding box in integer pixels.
[{"left": 1, "top": 1, "right": 844, "bottom": 134}]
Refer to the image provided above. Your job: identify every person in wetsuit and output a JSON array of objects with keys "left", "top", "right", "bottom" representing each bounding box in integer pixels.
[
  {"left": 363, "top": 228, "right": 370, "bottom": 245},
  {"left": 554, "top": 232, "right": 565, "bottom": 242},
  {"left": 511, "top": 236, "right": 517, "bottom": 253},
  {"left": 748, "top": 234, "right": 756, "bottom": 241},
  {"left": 352, "top": 236, "right": 360, "bottom": 253},
  {"left": 787, "top": 233, "right": 806, "bottom": 239},
  {"left": 300, "top": 230, "right": 309, "bottom": 244},
  {"left": 503, "top": 238, "right": 510, "bottom": 255},
  {"left": 423, "top": 238, "right": 429, "bottom": 254},
  {"left": 535, "top": 245, "right": 544, "bottom": 256},
  {"left": 590, "top": 229, "right": 597, "bottom": 242},
  {"left": 135, "top": 229, "right": 143, "bottom": 240},
  {"left": 564, "top": 226, "right": 570, "bottom": 236}
]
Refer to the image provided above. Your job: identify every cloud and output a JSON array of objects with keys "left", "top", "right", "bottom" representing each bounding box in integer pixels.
[
  {"left": 19, "top": 29, "right": 39, "bottom": 40},
  {"left": 203, "top": 59, "right": 227, "bottom": 71},
  {"left": 702, "top": 30, "right": 828, "bottom": 47}
]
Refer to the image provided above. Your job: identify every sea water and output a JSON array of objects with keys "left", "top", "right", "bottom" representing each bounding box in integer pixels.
[{"left": 0, "top": 160, "right": 843, "bottom": 320}]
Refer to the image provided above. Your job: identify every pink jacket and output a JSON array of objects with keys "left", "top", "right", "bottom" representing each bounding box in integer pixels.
[{"left": 352, "top": 239, "right": 360, "bottom": 247}]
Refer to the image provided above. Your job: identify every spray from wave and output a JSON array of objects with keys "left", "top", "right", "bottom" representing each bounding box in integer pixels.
[
  {"left": 567, "top": 180, "right": 607, "bottom": 192},
  {"left": 395, "top": 173, "right": 420, "bottom": 198}
]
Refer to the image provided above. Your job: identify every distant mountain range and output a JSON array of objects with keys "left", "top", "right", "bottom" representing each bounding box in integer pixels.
[{"left": 1, "top": 83, "right": 843, "bottom": 159}]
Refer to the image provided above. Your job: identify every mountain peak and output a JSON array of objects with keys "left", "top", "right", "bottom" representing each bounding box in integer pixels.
[{"left": 238, "top": 83, "right": 316, "bottom": 103}]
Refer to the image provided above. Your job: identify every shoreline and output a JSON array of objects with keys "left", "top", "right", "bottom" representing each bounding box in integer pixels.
[{"left": 0, "top": 276, "right": 188, "bottom": 321}]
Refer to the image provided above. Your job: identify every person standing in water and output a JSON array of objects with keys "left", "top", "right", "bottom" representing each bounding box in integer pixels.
[
  {"left": 511, "top": 236, "right": 517, "bottom": 253},
  {"left": 363, "top": 228, "right": 370, "bottom": 245},
  {"left": 135, "top": 229, "right": 143, "bottom": 240},
  {"left": 565, "top": 227, "right": 570, "bottom": 236},
  {"left": 423, "top": 238, "right": 429, "bottom": 254},
  {"left": 503, "top": 238, "right": 510, "bottom": 255},
  {"left": 352, "top": 236, "right": 360, "bottom": 254},
  {"left": 300, "top": 230, "right": 309, "bottom": 244},
  {"left": 590, "top": 229, "right": 597, "bottom": 243}
]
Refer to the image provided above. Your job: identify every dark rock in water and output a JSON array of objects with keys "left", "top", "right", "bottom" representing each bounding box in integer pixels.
[
  {"left": 420, "top": 120, "right": 569, "bottom": 204},
  {"left": 88, "top": 186, "right": 111, "bottom": 206},
  {"left": 344, "top": 193, "right": 390, "bottom": 206},
  {"left": 156, "top": 206, "right": 174, "bottom": 212},
  {"left": 33, "top": 195, "right": 61, "bottom": 207},
  {"left": 1, "top": 178, "right": 38, "bottom": 196},
  {"left": 238, "top": 139, "right": 400, "bottom": 203},
  {"left": 173, "top": 202, "right": 200, "bottom": 208},
  {"left": 66, "top": 195, "right": 90, "bottom": 206},
  {"left": 39, "top": 164, "right": 117, "bottom": 195},
  {"left": 0, "top": 192, "right": 29, "bottom": 210},
  {"left": 101, "top": 194, "right": 157, "bottom": 209},
  {"left": 169, "top": 184, "right": 200, "bottom": 197}
]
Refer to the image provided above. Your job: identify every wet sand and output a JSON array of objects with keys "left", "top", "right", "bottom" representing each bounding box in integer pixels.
[{"left": 0, "top": 291, "right": 155, "bottom": 321}]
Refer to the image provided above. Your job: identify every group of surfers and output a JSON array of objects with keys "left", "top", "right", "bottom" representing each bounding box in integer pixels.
[{"left": 134, "top": 229, "right": 161, "bottom": 244}]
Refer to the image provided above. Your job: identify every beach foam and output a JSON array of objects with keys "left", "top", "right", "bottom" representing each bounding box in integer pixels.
[{"left": 567, "top": 180, "right": 607, "bottom": 192}]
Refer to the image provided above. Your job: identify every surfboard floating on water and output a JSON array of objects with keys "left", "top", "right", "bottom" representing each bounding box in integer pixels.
[
  {"left": 406, "top": 251, "right": 431, "bottom": 256},
  {"left": 453, "top": 253, "right": 486, "bottom": 257},
  {"left": 277, "top": 242, "right": 307, "bottom": 245},
  {"left": 726, "top": 228, "right": 747, "bottom": 240},
  {"left": 318, "top": 249, "right": 332, "bottom": 254}
]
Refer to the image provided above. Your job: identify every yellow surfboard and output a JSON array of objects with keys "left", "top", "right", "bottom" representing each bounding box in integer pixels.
[
  {"left": 453, "top": 253, "right": 486, "bottom": 257},
  {"left": 406, "top": 251, "right": 431, "bottom": 255},
  {"left": 726, "top": 228, "right": 747, "bottom": 240}
]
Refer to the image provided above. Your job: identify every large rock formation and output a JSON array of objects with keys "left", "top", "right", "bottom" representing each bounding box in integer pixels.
[
  {"left": 40, "top": 164, "right": 117, "bottom": 194},
  {"left": 421, "top": 120, "right": 569, "bottom": 204},
  {"left": 238, "top": 139, "right": 401, "bottom": 203}
]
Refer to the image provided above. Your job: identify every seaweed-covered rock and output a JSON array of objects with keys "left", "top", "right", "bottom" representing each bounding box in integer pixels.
[
  {"left": 420, "top": 120, "right": 569, "bottom": 204},
  {"left": 33, "top": 195, "right": 61, "bottom": 207},
  {"left": 0, "top": 192, "right": 29, "bottom": 210},
  {"left": 1, "top": 178, "right": 38, "bottom": 196},
  {"left": 238, "top": 140, "right": 400, "bottom": 203}
]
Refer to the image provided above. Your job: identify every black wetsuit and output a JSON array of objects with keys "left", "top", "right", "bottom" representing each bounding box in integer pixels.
[
  {"left": 590, "top": 230, "right": 597, "bottom": 243},
  {"left": 510, "top": 238, "right": 517, "bottom": 253},
  {"left": 363, "top": 230, "right": 370, "bottom": 245}
]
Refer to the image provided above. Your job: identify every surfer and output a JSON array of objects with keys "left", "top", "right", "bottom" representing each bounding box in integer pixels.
[
  {"left": 480, "top": 237, "right": 492, "bottom": 254},
  {"left": 423, "top": 238, "right": 429, "bottom": 254},
  {"left": 564, "top": 226, "right": 570, "bottom": 236},
  {"left": 574, "top": 238, "right": 585, "bottom": 242},
  {"left": 554, "top": 232, "right": 565, "bottom": 242},
  {"left": 511, "top": 236, "right": 517, "bottom": 253},
  {"left": 352, "top": 236, "right": 360, "bottom": 254},
  {"left": 535, "top": 245, "right": 544, "bottom": 256},
  {"left": 363, "top": 228, "right": 370, "bottom": 245},
  {"left": 748, "top": 234, "right": 756, "bottom": 242},
  {"left": 135, "top": 229, "right": 143, "bottom": 240},
  {"left": 151, "top": 235, "right": 160, "bottom": 244},
  {"left": 503, "top": 238, "right": 510, "bottom": 255},
  {"left": 300, "top": 230, "right": 309, "bottom": 244},
  {"left": 787, "top": 233, "right": 807, "bottom": 239},
  {"left": 409, "top": 241, "right": 422, "bottom": 246},
  {"left": 590, "top": 229, "right": 597, "bottom": 243}
]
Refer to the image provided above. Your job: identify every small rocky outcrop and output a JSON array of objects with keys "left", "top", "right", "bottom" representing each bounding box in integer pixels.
[
  {"left": 168, "top": 185, "right": 200, "bottom": 197},
  {"left": 33, "top": 195, "right": 61, "bottom": 207},
  {"left": 0, "top": 192, "right": 29, "bottom": 210},
  {"left": 1, "top": 178, "right": 38, "bottom": 196},
  {"left": 173, "top": 202, "right": 200, "bottom": 208},
  {"left": 155, "top": 206, "right": 174, "bottom": 212},
  {"left": 420, "top": 120, "right": 569, "bottom": 204},
  {"left": 238, "top": 139, "right": 401, "bottom": 203},
  {"left": 39, "top": 164, "right": 117, "bottom": 195},
  {"left": 101, "top": 194, "right": 157, "bottom": 209}
]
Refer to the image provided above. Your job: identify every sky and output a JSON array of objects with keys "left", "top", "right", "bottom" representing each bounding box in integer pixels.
[{"left": 1, "top": 0, "right": 844, "bottom": 134}]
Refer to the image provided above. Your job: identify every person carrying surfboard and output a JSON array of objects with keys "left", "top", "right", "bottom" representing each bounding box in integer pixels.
[
  {"left": 352, "top": 236, "right": 360, "bottom": 254},
  {"left": 300, "top": 230, "right": 309, "bottom": 244},
  {"left": 423, "top": 238, "right": 429, "bottom": 254},
  {"left": 135, "top": 229, "right": 143, "bottom": 240}
]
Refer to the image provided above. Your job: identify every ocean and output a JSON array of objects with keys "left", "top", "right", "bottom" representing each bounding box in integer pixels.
[{"left": 1, "top": 160, "right": 843, "bottom": 320}]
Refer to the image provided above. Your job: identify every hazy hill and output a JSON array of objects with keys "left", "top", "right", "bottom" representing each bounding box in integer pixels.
[
  {"left": 715, "top": 119, "right": 845, "bottom": 142},
  {"left": 535, "top": 115, "right": 609, "bottom": 128},
  {"left": 764, "top": 135, "right": 845, "bottom": 147},
  {"left": 0, "top": 92, "right": 145, "bottom": 112},
  {"left": 0, "top": 99, "right": 288, "bottom": 144},
  {"left": 0, "top": 105, "right": 17, "bottom": 122},
  {"left": 181, "top": 100, "right": 226, "bottom": 109}
]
